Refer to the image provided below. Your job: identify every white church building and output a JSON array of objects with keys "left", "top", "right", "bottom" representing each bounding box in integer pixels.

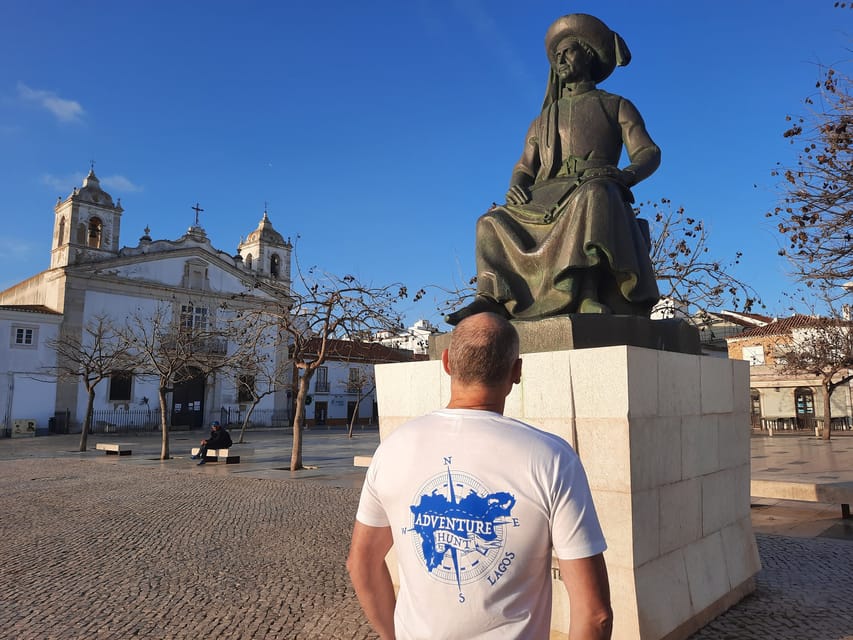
[{"left": 0, "top": 168, "right": 294, "bottom": 435}]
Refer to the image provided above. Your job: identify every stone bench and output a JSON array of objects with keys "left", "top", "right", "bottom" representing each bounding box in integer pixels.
[
  {"left": 95, "top": 443, "right": 134, "bottom": 456},
  {"left": 191, "top": 447, "right": 253, "bottom": 464},
  {"left": 751, "top": 479, "right": 853, "bottom": 519}
]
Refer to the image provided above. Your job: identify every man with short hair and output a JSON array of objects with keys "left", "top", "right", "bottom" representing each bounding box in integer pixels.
[
  {"left": 348, "top": 313, "right": 612, "bottom": 639},
  {"left": 191, "top": 421, "right": 232, "bottom": 465}
]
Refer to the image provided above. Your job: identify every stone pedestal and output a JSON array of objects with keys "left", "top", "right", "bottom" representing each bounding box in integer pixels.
[{"left": 375, "top": 345, "right": 760, "bottom": 640}]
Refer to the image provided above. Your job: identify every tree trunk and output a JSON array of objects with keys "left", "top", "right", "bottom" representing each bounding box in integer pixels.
[
  {"left": 822, "top": 384, "right": 833, "bottom": 441},
  {"left": 291, "top": 374, "right": 312, "bottom": 471},
  {"left": 159, "top": 386, "right": 171, "bottom": 459},
  {"left": 239, "top": 402, "right": 259, "bottom": 444},
  {"left": 347, "top": 394, "right": 362, "bottom": 439},
  {"left": 79, "top": 387, "right": 96, "bottom": 452}
]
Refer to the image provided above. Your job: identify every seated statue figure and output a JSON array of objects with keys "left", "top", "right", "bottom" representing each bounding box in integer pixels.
[{"left": 447, "top": 14, "right": 661, "bottom": 325}]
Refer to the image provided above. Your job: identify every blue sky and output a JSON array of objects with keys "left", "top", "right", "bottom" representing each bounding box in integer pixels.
[{"left": 1, "top": 1, "right": 850, "bottom": 325}]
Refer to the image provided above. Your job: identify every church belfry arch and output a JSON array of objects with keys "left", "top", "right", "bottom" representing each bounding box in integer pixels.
[{"left": 50, "top": 167, "right": 124, "bottom": 269}]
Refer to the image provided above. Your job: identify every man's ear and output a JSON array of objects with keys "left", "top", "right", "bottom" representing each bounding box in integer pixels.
[
  {"left": 512, "top": 357, "right": 522, "bottom": 385},
  {"left": 441, "top": 349, "right": 452, "bottom": 375}
]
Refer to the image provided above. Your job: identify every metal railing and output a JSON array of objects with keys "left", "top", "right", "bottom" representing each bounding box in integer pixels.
[
  {"left": 219, "top": 407, "right": 292, "bottom": 428},
  {"left": 753, "top": 415, "right": 853, "bottom": 432},
  {"left": 89, "top": 409, "right": 164, "bottom": 434}
]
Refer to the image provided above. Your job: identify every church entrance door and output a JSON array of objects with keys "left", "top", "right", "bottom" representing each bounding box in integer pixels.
[{"left": 172, "top": 369, "right": 205, "bottom": 428}]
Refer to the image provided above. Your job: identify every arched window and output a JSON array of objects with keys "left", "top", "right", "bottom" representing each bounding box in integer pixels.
[
  {"left": 750, "top": 388, "right": 761, "bottom": 429},
  {"left": 58, "top": 217, "right": 66, "bottom": 245},
  {"left": 270, "top": 253, "right": 280, "bottom": 278},
  {"left": 750, "top": 389, "right": 761, "bottom": 417},
  {"left": 88, "top": 217, "right": 103, "bottom": 248},
  {"left": 245, "top": 254, "right": 253, "bottom": 269},
  {"left": 795, "top": 387, "right": 815, "bottom": 429}
]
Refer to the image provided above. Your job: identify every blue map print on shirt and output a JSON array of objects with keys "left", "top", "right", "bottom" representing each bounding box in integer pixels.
[{"left": 410, "top": 489, "right": 516, "bottom": 572}]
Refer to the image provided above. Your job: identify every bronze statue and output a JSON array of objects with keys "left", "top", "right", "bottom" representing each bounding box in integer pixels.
[{"left": 447, "top": 14, "right": 661, "bottom": 325}]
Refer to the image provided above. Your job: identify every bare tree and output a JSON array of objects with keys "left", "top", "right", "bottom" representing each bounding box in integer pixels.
[
  {"left": 119, "top": 304, "right": 239, "bottom": 460},
  {"left": 241, "top": 265, "right": 407, "bottom": 471},
  {"left": 229, "top": 314, "right": 291, "bottom": 444},
  {"left": 642, "top": 198, "right": 762, "bottom": 319},
  {"left": 47, "top": 315, "right": 130, "bottom": 452},
  {"left": 774, "top": 312, "right": 853, "bottom": 440},
  {"left": 770, "top": 66, "right": 853, "bottom": 291},
  {"left": 343, "top": 368, "right": 376, "bottom": 438}
]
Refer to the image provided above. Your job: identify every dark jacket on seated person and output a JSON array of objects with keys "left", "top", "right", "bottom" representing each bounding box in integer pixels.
[{"left": 207, "top": 427, "right": 232, "bottom": 449}]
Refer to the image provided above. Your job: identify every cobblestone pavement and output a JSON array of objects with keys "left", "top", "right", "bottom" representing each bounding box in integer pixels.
[
  {"left": 688, "top": 535, "right": 853, "bottom": 640},
  {"left": 1, "top": 432, "right": 852, "bottom": 639},
  {"left": 0, "top": 455, "right": 374, "bottom": 640}
]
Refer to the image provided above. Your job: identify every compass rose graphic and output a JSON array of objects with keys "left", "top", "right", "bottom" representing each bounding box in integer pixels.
[{"left": 409, "top": 463, "right": 517, "bottom": 598}]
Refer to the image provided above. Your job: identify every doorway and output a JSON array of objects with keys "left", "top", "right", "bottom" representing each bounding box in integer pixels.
[
  {"left": 172, "top": 369, "right": 205, "bottom": 428},
  {"left": 314, "top": 401, "right": 328, "bottom": 426}
]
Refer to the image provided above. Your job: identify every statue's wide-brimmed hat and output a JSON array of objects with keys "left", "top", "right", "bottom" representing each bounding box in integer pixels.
[{"left": 544, "top": 13, "right": 631, "bottom": 83}]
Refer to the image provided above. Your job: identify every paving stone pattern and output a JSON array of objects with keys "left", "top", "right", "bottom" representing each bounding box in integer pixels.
[
  {"left": 688, "top": 535, "right": 853, "bottom": 640},
  {"left": 0, "top": 459, "right": 373, "bottom": 640},
  {"left": 1, "top": 456, "right": 852, "bottom": 639}
]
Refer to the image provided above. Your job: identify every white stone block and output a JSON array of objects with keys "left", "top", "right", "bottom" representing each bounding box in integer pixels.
[
  {"left": 702, "top": 468, "right": 741, "bottom": 535},
  {"left": 681, "top": 414, "right": 719, "bottom": 479},
  {"left": 607, "top": 565, "right": 641, "bottom": 640},
  {"left": 731, "top": 360, "right": 750, "bottom": 414},
  {"left": 718, "top": 412, "right": 750, "bottom": 471},
  {"left": 635, "top": 549, "right": 692, "bottom": 639},
  {"left": 684, "top": 532, "right": 730, "bottom": 613},
  {"left": 629, "top": 417, "right": 682, "bottom": 491},
  {"left": 589, "top": 489, "right": 637, "bottom": 569},
  {"left": 376, "top": 361, "right": 443, "bottom": 439},
  {"left": 658, "top": 352, "right": 701, "bottom": 417},
  {"left": 631, "top": 489, "right": 660, "bottom": 568},
  {"left": 720, "top": 516, "right": 762, "bottom": 588},
  {"left": 700, "top": 357, "right": 735, "bottom": 414},
  {"left": 518, "top": 351, "right": 574, "bottom": 420},
  {"left": 570, "top": 347, "right": 629, "bottom": 418},
  {"left": 659, "top": 478, "right": 702, "bottom": 555},
  {"left": 626, "top": 347, "right": 660, "bottom": 417},
  {"left": 575, "top": 417, "right": 631, "bottom": 492}
]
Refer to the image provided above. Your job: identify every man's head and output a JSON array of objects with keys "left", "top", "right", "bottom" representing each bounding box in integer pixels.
[
  {"left": 211, "top": 421, "right": 221, "bottom": 430},
  {"left": 445, "top": 313, "right": 520, "bottom": 388},
  {"left": 552, "top": 36, "right": 595, "bottom": 84},
  {"left": 544, "top": 13, "right": 630, "bottom": 85}
]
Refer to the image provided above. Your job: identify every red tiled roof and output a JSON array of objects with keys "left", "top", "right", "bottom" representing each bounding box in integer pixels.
[
  {"left": 297, "top": 338, "right": 423, "bottom": 363},
  {"left": 734, "top": 315, "right": 850, "bottom": 338},
  {"left": 0, "top": 304, "right": 63, "bottom": 316}
]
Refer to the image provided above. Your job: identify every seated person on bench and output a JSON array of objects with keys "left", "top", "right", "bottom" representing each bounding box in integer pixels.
[{"left": 191, "top": 421, "right": 232, "bottom": 465}]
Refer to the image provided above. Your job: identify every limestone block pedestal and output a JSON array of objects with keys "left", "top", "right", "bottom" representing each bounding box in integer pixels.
[{"left": 375, "top": 345, "right": 760, "bottom": 640}]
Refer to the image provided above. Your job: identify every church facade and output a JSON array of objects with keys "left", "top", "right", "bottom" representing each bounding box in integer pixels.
[{"left": 0, "top": 169, "right": 294, "bottom": 433}]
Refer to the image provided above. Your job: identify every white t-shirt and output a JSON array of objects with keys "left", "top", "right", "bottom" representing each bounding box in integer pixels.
[{"left": 356, "top": 409, "right": 606, "bottom": 640}]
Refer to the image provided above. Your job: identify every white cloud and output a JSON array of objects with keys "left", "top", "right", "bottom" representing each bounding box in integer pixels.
[
  {"left": 41, "top": 173, "right": 85, "bottom": 193},
  {"left": 17, "top": 82, "right": 85, "bottom": 123},
  {"left": 41, "top": 172, "right": 143, "bottom": 195},
  {"left": 101, "top": 175, "right": 143, "bottom": 193}
]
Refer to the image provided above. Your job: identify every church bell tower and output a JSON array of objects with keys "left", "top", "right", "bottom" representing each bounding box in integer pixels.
[{"left": 51, "top": 167, "right": 123, "bottom": 269}]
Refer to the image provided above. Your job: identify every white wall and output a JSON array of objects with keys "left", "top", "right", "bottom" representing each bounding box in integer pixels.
[{"left": 0, "top": 309, "right": 61, "bottom": 431}]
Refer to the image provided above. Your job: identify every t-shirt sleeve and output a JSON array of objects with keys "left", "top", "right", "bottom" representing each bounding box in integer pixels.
[
  {"left": 355, "top": 452, "right": 391, "bottom": 528},
  {"left": 550, "top": 450, "right": 607, "bottom": 560}
]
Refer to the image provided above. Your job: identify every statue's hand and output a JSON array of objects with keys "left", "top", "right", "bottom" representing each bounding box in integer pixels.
[
  {"left": 618, "top": 168, "right": 637, "bottom": 188},
  {"left": 506, "top": 184, "right": 531, "bottom": 205}
]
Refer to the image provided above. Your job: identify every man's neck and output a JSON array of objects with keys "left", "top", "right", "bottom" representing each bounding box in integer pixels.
[
  {"left": 446, "top": 386, "right": 506, "bottom": 415},
  {"left": 561, "top": 80, "right": 596, "bottom": 96}
]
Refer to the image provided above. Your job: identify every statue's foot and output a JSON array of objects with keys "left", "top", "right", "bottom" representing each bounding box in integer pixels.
[
  {"left": 579, "top": 298, "right": 612, "bottom": 314},
  {"left": 444, "top": 296, "right": 510, "bottom": 326}
]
